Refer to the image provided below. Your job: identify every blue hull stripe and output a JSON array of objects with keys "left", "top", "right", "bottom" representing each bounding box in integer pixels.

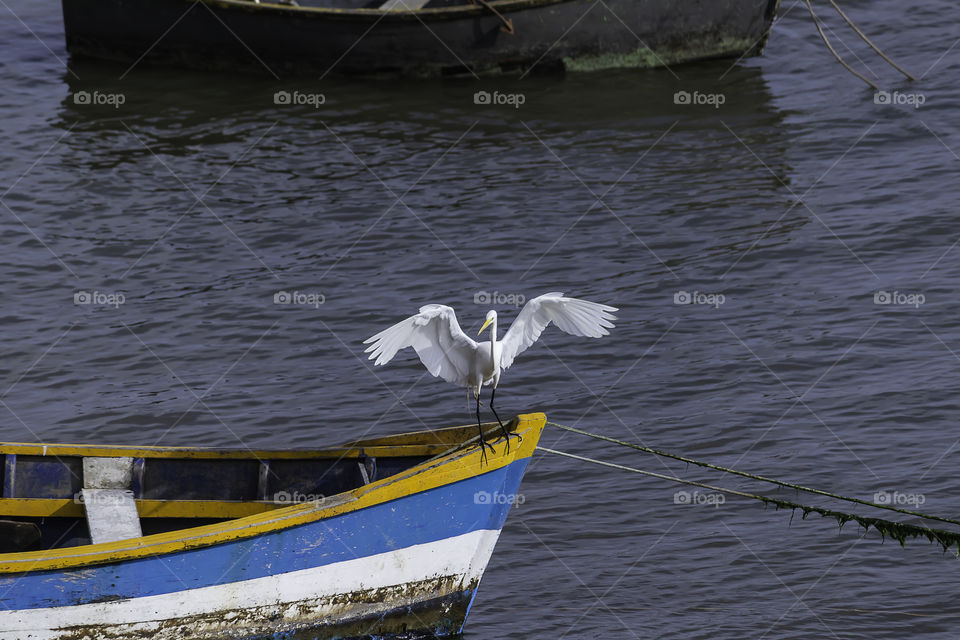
[{"left": 0, "top": 457, "right": 529, "bottom": 611}]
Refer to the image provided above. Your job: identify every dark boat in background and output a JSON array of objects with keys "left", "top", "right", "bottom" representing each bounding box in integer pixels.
[{"left": 61, "top": 0, "right": 781, "bottom": 77}]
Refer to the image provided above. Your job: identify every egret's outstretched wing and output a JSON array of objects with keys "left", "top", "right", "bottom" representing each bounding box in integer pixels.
[
  {"left": 363, "top": 304, "right": 479, "bottom": 386},
  {"left": 500, "top": 292, "right": 618, "bottom": 369}
]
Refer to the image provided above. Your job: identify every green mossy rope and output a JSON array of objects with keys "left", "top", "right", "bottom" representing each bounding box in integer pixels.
[
  {"left": 547, "top": 421, "right": 960, "bottom": 526},
  {"left": 542, "top": 423, "right": 960, "bottom": 554}
]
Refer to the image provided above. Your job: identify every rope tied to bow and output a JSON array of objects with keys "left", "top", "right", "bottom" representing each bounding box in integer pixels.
[{"left": 541, "top": 421, "right": 960, "bottom": 554}]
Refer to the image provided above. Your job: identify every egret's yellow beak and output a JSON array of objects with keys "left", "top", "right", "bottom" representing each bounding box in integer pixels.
[{"left": 478, "top": 317, "right": 494, "bottom": 336}]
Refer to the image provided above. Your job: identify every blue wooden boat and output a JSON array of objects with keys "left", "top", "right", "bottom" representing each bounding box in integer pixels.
[{"left": 0, "top": 413, "right": 545, "bottom": 639}]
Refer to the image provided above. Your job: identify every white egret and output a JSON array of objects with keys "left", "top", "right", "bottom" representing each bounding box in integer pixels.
[{"left": 363, "top": 292, "right": 618, "bottom": 461}]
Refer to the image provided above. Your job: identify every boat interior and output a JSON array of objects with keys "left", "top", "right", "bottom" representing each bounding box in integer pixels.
[{"left": 0, "top": 423, "right": 496, "bottom": 554}]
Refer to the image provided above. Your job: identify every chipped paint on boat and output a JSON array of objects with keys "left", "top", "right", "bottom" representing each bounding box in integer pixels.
[
  {"left": 0, "top": 414, "right": 546, "bottom": 639},
  {"left": 4, "top": 532, "right": 496, "bottom": 639}
]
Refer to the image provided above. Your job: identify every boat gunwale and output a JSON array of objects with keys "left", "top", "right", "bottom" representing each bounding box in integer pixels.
[
  {"left": 0, "top": 413, "right": 545, "bottom": 573},
  {"left": 183, "top": 0, "right": 576, "bottom": 21},
  {"left": 0, "top": 424, "right": 491, "bottom": 460}
]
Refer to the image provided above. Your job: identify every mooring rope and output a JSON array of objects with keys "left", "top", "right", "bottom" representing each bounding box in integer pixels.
[
  {"left": 547, "top": 421, "right": 960, "bottom": 527},
  {"left": 538, "top": 445, "right": 960, "bottom": 553},
  {"left": 542, "top": 422, "right": 960, "bottom": 553},
  {"left": 804, "top": 0, "right": 878, "bottom": 90},
  {"left": 804, "top": 0, "right": 916, "bottom": 89},
  {"left": 824, "top": 0, "right": 915, "bottom": 81}
]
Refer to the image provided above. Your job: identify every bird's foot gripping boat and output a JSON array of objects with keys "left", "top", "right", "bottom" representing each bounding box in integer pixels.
[
  {"left": 60, "top": 0, "right": 781, "bottom": 76},
  {"left": 0, "top": 413, "right": 544, "bottom": 639}
]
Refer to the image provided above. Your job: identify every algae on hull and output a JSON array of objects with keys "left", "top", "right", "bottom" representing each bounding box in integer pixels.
[{"left": 562, "top": 36, "right": 763, "bottom": 73}]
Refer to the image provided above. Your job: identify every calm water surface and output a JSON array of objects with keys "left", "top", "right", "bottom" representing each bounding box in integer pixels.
[{"left": 2, "top": 0, "right": 960, "bottom": 637}]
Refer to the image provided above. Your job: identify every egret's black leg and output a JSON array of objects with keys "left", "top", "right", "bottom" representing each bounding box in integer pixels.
[
  {"left": 490, "top": 387, "right": 521, "bottom": 453},
  {"left": 475, "top": 391, "right": 492, "bottom": 465}
]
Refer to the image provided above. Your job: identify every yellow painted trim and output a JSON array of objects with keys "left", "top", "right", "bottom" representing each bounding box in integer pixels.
[
  {"left": 0, "top": 438, "right": 472, "bottom": 460},
  {"left": 135, "top": 500, "right": 281, "bottom": 519},
  {"left": 0, "top": 499, "right": 79, "bottom": 518},
  {"left": 0, "top": 498, "right": 285, "bottom": 519},
  {"left": 0, "top": 413, "right": 545, "bottom": 573}
]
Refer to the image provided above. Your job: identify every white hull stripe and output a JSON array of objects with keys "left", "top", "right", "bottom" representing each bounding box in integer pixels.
[
  {"left": 0, "top": 528, "right": 502, "bottom": 639},
  {"left": 1, "top": 458, "right": 534, "bottom": 609}
]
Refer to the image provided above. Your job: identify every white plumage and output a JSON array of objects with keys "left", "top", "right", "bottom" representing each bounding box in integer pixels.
[{"left": 363, "top": 292, "right": 617, "bottom": 458}]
